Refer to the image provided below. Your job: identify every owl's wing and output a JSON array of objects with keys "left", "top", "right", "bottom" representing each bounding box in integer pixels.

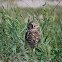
[
  {"left": 25, "top": 30, "right": 32, "bottom": 41},
  {"left": 25, "top": 30, "right": 34, "bottom": 47}
]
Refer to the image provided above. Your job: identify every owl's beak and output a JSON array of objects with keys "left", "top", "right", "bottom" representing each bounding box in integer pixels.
[{"left": 27, "top": 25, "right": 33, "bottom": 29}]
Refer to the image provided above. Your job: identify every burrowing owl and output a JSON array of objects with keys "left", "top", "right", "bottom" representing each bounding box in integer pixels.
[{"left": 25, "top": 21, "right": 41, "bottom": 54}]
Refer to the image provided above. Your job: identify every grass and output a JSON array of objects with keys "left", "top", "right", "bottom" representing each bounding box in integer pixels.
[{"left": 0, "top": 6, "right": 62, "bottom": 62}]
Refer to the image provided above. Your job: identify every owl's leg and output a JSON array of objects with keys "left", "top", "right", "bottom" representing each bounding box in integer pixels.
[
  {"left": 33, "top": 48, "right": 35, "bottom": 54},
  {"left": 26, "top": 42, "right": 32, "bottom": 55},
  {"left": 28, "top": 45, "right": 32, "bottom": 55}
]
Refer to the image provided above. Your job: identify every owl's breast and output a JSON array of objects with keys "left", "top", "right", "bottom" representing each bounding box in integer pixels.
[{"left": 25, "top": 29, "right": 41, "bottom": 48}]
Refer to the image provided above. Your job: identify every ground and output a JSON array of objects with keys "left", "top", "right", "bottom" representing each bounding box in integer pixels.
[{"left": 0, "top": 3, "right": 62, "bottom": 62}]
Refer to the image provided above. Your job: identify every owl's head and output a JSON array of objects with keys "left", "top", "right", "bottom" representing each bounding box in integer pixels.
[{"left": 27, "top": 21, "right": 39, "bottom": 30}]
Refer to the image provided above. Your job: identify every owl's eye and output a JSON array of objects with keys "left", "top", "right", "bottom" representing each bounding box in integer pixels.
[
  {"left": 34, "top": 24, "right": 37, "bottom": 27},
  {"left": 31, "top": 24, "right": 33, "bottom": 28},
  {"left": 34, "top": 24, "right": 37, "bottom": 26},
  {"left": 27, "top": 24, "right": 33, "bottom": 29}
]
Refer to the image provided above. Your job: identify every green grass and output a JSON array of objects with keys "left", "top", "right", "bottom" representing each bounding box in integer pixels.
[{"left": 0, "top": 6, "right": 62, "bottom": 62}]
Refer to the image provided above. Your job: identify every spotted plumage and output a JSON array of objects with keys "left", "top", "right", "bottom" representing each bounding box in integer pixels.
[{"left": 25, "top": 21, "right": 41, "bottom": 54}]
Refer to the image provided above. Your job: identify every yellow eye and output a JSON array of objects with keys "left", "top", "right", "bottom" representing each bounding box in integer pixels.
[
  {"left": 34, "top": 24, "right": 37, "bottom": 27},
  {"left": 35, "top": 24, "right": 37, "bottom": 26}
]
